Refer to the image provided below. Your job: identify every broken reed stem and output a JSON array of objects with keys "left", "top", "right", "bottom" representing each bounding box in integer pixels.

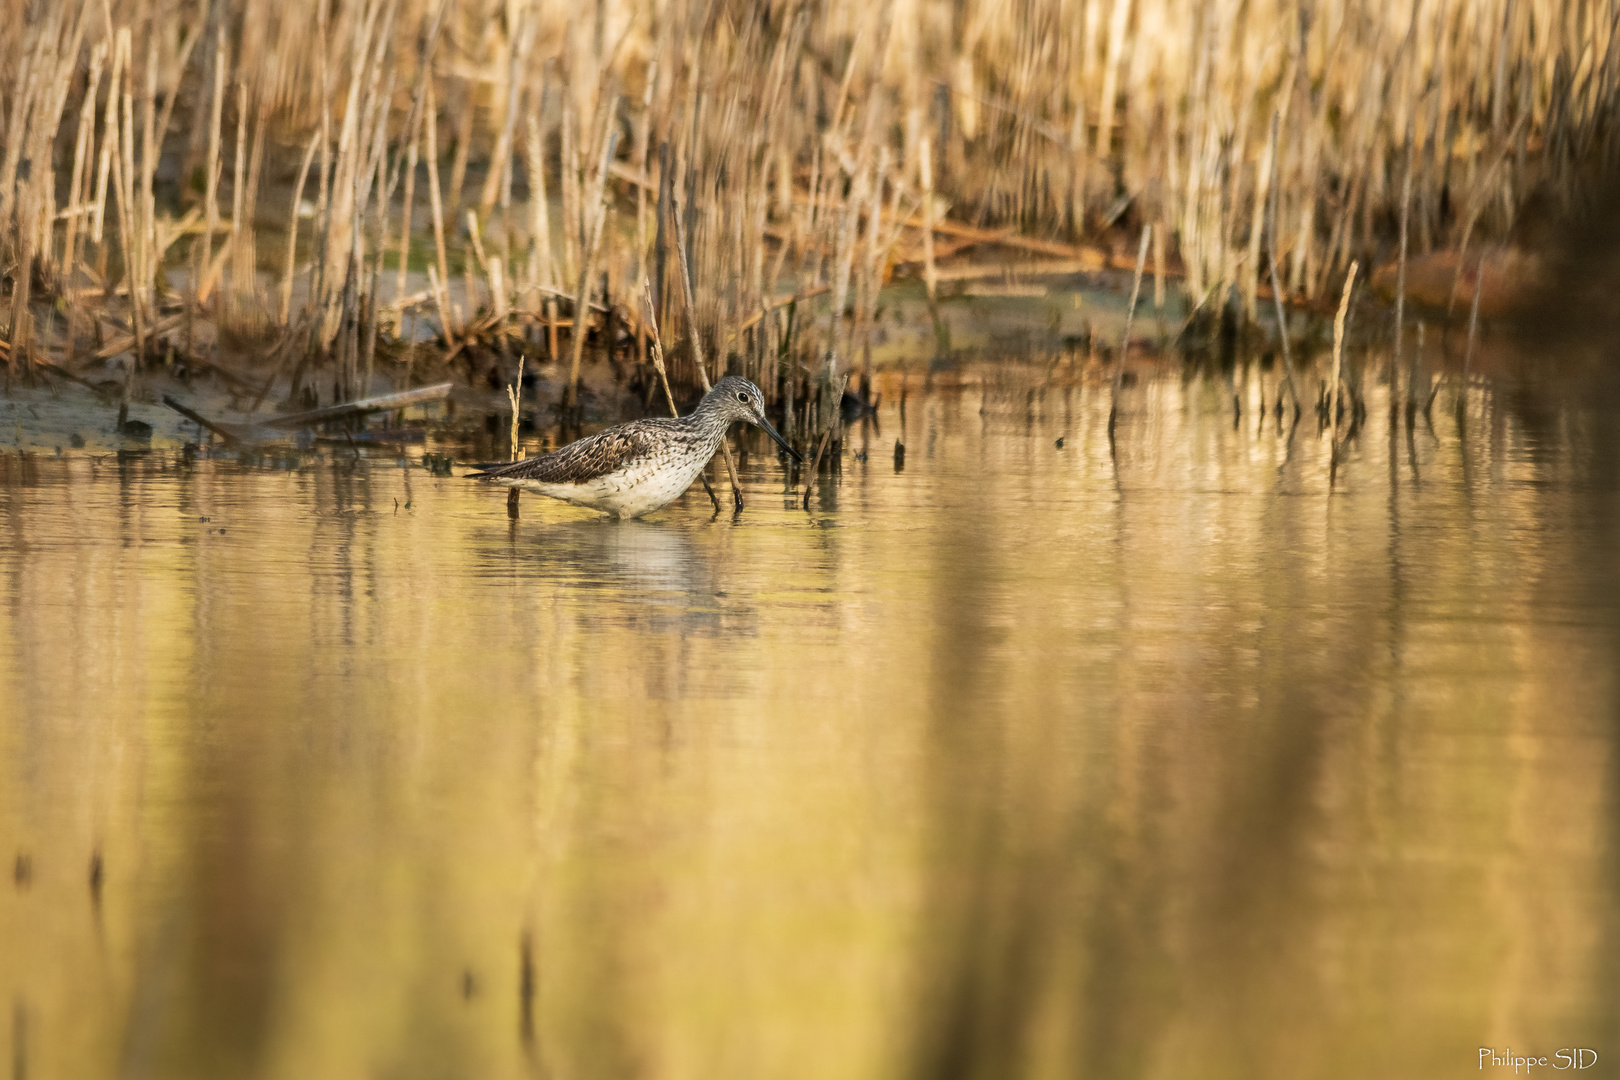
[
  {"left": 508, "top": 354, "right": 524, "bottom": 459},
  {"left": 1329, "top": 261, "right": 1358, "bottom": 470},
  {"left": 1108, "top": 225, "right": 1152, "bottom": 436},
  {"left": 506, "top": 354, "right": 524, "bottom": 518}
]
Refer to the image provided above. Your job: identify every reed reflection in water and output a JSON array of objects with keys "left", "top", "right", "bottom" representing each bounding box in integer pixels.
[{"left": 0, "top": 364, "right": 1615, "bottom": 1080}]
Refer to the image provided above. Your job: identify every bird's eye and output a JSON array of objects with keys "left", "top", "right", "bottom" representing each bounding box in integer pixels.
[{"left": 737, "top": 391, "right": 749, "bottom": 402}]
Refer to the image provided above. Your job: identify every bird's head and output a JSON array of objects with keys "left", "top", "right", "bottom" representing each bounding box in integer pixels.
[{"left": 706, "top": 376, "right": 801, "bottom": 462}]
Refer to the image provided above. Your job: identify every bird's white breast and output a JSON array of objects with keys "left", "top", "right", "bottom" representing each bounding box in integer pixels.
[{"left": 516, "top": 446, "right": 715, "bottom": 518}]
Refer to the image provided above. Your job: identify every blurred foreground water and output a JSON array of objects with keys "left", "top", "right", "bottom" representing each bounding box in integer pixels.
[{"left": 1, "top": 358, "right": 1615, "bottom": 1079}]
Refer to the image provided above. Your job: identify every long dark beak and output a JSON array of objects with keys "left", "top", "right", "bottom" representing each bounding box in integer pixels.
[{"left": 752, "top": 410, "right": 802, "bottom": 463}]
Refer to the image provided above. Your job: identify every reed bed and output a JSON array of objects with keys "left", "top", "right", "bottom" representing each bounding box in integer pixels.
[{"left": 0, "top": 0, "right": 1613, "bottom": 454}]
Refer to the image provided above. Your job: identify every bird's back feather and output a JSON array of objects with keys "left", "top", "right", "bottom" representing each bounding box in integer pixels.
[{"left": 469, "top": 418, "right": 690, "bottom": 485}]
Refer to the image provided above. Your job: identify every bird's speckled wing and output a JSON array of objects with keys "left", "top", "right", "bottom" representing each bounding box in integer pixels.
[{"left": 470, "top": 419, "right": 679, "bottom": 485}]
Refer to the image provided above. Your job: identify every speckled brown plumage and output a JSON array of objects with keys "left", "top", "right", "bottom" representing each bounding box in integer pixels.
[
  {"left": 467, "top": 376, "right": 800, "bottom": 518},
  {"left": 474, "top": 417, "right": 704, "bottom": 486}
]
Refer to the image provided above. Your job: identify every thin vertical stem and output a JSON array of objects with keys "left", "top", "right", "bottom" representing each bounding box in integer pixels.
[
  {"left": 1109, "top": 225, "right": 1151, "bottom": 438},
  {"left": 1329, "top": 261, "right": 1358, "bottom": 475}
]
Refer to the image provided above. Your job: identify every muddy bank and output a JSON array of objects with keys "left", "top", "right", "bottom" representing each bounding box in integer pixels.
[{"left": 0, "top": 254, "right": 1550, "bottom": 460}]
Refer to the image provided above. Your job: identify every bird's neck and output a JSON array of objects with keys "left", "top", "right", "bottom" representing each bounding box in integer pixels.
[{"left": 685, "top": 400, "right": 734, "bottom": 442}]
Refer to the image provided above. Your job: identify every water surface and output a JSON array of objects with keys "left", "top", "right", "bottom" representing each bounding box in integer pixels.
[{"left": 2, "top": 362, "right": 1616, "bottom": 1079}]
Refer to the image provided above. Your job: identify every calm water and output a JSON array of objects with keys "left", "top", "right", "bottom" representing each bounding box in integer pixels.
[{"left": 1, "top": 362, "right": 1616, "bottom": 1079}]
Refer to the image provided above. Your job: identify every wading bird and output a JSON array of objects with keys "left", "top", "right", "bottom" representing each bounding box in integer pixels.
[{"left": 467, "top": 376, "right": 800, "bottom": 519}]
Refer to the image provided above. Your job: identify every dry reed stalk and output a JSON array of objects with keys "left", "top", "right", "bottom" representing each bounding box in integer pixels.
[
  {"left": 396, "top": 112, "right": 420, "bottom": 304},
  {"left": 1265, "top": 114, "right": 1303, "bottom": 417},
  {"left": 528, "top": 112, "right": 560, "bottom": 296},
  {"left": 640, "top": 281, "right": 680, "bottom": 415},
  {"left": 799, "top": 371, "right": 847, "bottom": 511},
  {"left": 89, "top": 27, "right": 127, "bottom": 267},
  {"left": 446, "top": 77, "right": 475, "bottom": 223},
  {"left": 150, "top": 8, "right": 203, "bottom": 165},
  {"left": 312, "top": 0, "right": 332, "bottom": 295},
  {"left": 116, "top": 64, "right": 143, "bottom": 369},
  {"left": 1108, "top": 225, "right": 1151, "bottom": 438},
  {"left": 426, "top": 264, "right": 452, "bottom": 344},
  {"left": 61, "top": 42, "right": 105, "bottom": 288},
  {"left": 425, "top": 76, "right": 453, "bottom": 340},
  {"left": 137, "top": 29, "right": 156, "bottom": 322},
  {"left": 238, "top": 60, "right": 279, "bottom": 325},
  {"left": 825, "top": 155, "right": 866, "bottom": 381},
  {"left": 643, "top": 277, "right": 722, "bottom": 512},
  {"left": 270, "top": 129, "right": 318, "bottom": 326},
  {"left": 227, "top": 75, "right": 248, "bottom": 324},
  {"left": 633, "top": 61, "right": 657, "bottom": 369},
  {"left": 0, "top": 0, "right": 1603, "bottom": 404},
  {"left": 506, "top": 353, "right": 524, "bottom": 516},
  {"left": 195, "top": 25, "right": 224, "bottom": 314},
  {"left": 672, "top": 192, "right": 746, "bottom": 510},
  {"left": 466, "top": 210, "right": 505, "bottom": 321},
  {"left": 565, "top": 103, "right": 619, "bottom": 408},
  {"left": 1394, "top": 121, "right": 1414, "bottom": 416},
  {"left": 1152, "top": 220, "right": 1166, "bottom": 333},
  {"left": 918, "top": 135, "right": 937, "bottom": 303},
  {"left": 505, "top": 354, "right": 524, "bottom": 459},
  {"left": 17, "top": 2, "right": 92, "bottom": 361},
  {"left": 857, "top": 149, "right": 889, "bottom": 393},
  {"left": 1329, "top": 261, "right": 1358, "bottom": 471},
  {"left": 478, "top": 11, "right": 534, "bottom": 223},
  {"left": 560, "top": 101, "right": 580, "bottom": 285},
  {"left": 1463, "top": 253, "right": 1483, "bottom": 384}
]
